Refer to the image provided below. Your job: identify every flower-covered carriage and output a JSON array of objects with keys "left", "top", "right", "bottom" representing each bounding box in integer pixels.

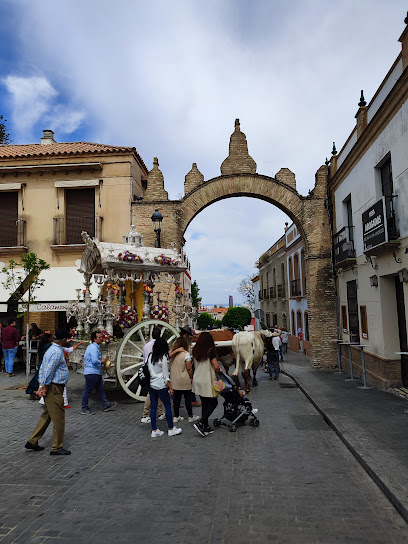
[{"left": 67, "top": 227, "right": 191, "bottom": 401}]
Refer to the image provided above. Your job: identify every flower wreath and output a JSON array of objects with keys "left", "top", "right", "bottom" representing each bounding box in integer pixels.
[
  {"left": 151, "top": 305, "right": 170, "bottom": 323},
  {"left": 118, "top": 251, "right": 143, "bottom": 263}
]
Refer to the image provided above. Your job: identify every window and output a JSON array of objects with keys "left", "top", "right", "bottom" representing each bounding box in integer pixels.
[
  {"left": 347, "top": 280, "right": 360, "bottom": 343},
  {"left": 65, "top": 188, "right": 95, "bottom": 244},
  {"left": 272, "top": 313, "right": 277, "bottom": 327},
  {"left": 291, "top": 310, "right": 295, "bottom": 335},
  {"left": 360, "top": 306, "right": 368, "bottom": 339},
  {"left": 341, "top": 305, "right": 348, "bottom": 333},
  {"left": 0, "top": 192, "right": 18, "bottom": 246},
  {"left": 380, "top": 158, "right": 399, "bottom": 240},
  {"left": 266, "top": 313, "right": 271, "bottom": 327}
]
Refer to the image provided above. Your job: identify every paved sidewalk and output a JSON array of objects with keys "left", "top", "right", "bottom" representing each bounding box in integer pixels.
[{"left": 281, "top": 350, "right": 408, "bottom": 524}]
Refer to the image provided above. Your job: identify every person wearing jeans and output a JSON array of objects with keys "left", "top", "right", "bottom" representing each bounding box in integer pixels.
[
  {"left": 81, "top": 331, "right": 116, "bottom": 414},
  {"left": 148, "top": 337, "right": 182, "bottom": 438},
  {"left": 2, "top": 319, "right": 20, "bottom": 377}
]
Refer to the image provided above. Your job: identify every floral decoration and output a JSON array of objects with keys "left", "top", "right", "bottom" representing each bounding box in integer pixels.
[
  {"left": 151, "top": 305, "right": 170, "bottom": 323},
  {"left": 106, "top": 282, "right": 118, "bottom": 295},
  {"left": 116, "top": 304, "right": 138, "bottom": 328},
  {"left": 143, "top": 285, "right": 153, "bottom": 296},
  {"left": 69, "top": 328, "right": 79, "bottom": 339},
  {"left": 154, "top": 254, "right": 178, "bottom": 266},
  {"left": 117, "top": 251, "right": 143, "bottom": 263},
  {"left": 175, "top": 286, "right": 183, "bottom": 298},
  {"left": 100, "top": 330, "right": 111, "bottom": 344}
]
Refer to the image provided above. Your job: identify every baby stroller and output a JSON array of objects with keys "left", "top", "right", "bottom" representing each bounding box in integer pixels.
[{"left": 213, "top": 372, "right": 259, "bottom": 432}]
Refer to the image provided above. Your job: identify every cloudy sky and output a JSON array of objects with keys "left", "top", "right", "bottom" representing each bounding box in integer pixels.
[{"left": 0, "top": 1, "right": 406, "bottom": 305}]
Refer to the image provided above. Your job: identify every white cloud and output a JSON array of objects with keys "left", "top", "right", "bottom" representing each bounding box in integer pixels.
[
  {"left": 2, "top": 75, "right": 84, "bottom": 142},
  {"left": 4, "top": 0, "right": 407, "bottom": 303}
]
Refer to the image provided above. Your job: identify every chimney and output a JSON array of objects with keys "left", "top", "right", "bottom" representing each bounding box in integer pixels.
[{"left": 41, "top": 129, "right": 56, "bottom": 145}]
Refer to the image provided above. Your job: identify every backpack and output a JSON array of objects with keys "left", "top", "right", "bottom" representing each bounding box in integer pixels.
[{"left": 138, "top": 353, "right": 151, "bottom": 390}]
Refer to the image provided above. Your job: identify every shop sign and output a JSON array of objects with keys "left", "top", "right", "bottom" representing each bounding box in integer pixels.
[
  {"left": 18, "top": 302, "right": 69, "bottom": 312},
  {"left": 362, "top": 198, "right": 387, "bottom": 251}
]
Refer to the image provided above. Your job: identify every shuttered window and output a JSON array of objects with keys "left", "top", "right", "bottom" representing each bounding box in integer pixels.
[
  {"left": 65, "top": 188, "right": 95, "bottom": 244},
  {"left": 0, "top": 192, "right": 18, "bottom": 246}
]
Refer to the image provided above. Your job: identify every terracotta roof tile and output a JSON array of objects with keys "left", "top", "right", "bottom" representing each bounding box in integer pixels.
[{"left": 0, "top": 142, "right": 148, "bottom": 173}]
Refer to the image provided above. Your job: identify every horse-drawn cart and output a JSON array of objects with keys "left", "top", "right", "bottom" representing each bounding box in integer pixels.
[{"left": 67, "top": 228, "right": 189, "bottom": 401}]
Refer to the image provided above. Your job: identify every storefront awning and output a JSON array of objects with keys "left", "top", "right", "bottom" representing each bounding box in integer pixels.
[{"left": 20, "top": 267, "right": 99, "bottom": 311}]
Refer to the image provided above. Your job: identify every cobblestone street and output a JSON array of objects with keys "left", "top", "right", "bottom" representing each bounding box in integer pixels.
[{"left": 1, "top": 354, "right": 408, "bottom": 544}]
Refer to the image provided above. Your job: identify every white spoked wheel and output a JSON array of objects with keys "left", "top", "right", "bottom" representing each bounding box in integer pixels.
[{"left": 115, "top": 319, "right": 179, "bottom": 401}]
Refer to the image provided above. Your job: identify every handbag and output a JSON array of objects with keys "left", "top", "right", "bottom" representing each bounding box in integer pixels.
[
  {"left": 211, "top": 368, "right": 225, "bottom": 397},
  {"left": 138, "top": 353, "right": 151, "bottom": 390}
]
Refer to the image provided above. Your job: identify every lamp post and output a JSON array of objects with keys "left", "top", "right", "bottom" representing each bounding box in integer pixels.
[{"left": 151, "top": 208, "right": 163, "bottom": 248}]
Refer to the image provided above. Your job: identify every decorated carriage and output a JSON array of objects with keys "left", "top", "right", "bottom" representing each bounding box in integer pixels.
[{"left": 67, "top": 227, "right": 191, "bottom": 401}]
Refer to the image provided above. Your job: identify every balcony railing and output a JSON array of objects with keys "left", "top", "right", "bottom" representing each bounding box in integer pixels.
[
  {"left": 277, "top": 284, "right": 285, "bottom": 298},
  {"left": 53, "top": 216, "right": 103, "bottom": 245},
  {"left": 0, "top": 218, "right": 26, "bottom": 247},
  {"left": 333, "top": 226, "right": 356, "bottom": 264},
  {"left": 291, "top": 279, "right": 301, "bottom": 297}
]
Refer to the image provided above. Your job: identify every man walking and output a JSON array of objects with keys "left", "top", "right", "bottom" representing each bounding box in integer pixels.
[
  {"left": 25, "top": 328, "right": 72, "bottom": 455},
  {"left": 266, "top": 331, "right": 281, "bottom": 381},
  {"left": 2, "top": 318, "right": 20, "bottom": 376},
  {"left": 81, "top": 331, "right": 117, "bottom": 414}
]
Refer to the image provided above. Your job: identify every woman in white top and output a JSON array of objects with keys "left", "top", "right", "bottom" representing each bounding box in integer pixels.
[{"left": 148, "top": 337, "right": 182, "bottom": 438}]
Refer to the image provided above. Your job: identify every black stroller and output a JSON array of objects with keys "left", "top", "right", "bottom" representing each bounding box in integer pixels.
[{"left": 213, "top": 372, "right": 259, "bottom": 432}]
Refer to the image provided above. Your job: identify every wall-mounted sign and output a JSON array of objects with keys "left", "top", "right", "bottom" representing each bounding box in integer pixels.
[
  {"left": 362, "top": 197, "right": 388, "bottom": 251},
  {"left": 18, "top": 302, "right": 68, "bottom": 312}
]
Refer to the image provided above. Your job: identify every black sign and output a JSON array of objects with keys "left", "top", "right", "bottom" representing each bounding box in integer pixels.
[{"left": 362, "top": 198, "right": 387, "bottom": 251}]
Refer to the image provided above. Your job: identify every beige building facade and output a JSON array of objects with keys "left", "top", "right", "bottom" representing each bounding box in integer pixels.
[{"left": 0, "top": 130, "right": 148, "bottom": 330}]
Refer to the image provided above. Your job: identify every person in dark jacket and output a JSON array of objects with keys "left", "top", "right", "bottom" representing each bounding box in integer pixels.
[{"left": 2, "top": 319, "right": 20, "bottom": 377}]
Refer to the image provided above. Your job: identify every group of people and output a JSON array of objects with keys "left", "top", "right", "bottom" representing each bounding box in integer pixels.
[
  {"left": 0, "top": 321, "right": 44, "bottom": 377},
  {"left": 141, "top": 325, "right": 223, "bottom": 438},
  {"left": 264, "top": 327, "right": 290, "bottom": 381},
  {"left": 25, "top": 328, "right": 117, "bottom": 456}
]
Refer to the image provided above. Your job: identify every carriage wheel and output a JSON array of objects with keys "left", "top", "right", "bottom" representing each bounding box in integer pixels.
[{"left": 115, "top": 319, "right": 179, "bottom": 401}]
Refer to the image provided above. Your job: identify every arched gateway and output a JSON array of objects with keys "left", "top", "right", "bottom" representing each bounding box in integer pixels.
[{"left": 132, "top": 120, "right": 337, "bottom": 368}]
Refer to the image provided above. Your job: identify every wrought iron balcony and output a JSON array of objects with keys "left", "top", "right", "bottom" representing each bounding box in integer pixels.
[
  {"left": 0, "top": 218, "right": 26, "bottom": 249},
  {"left": 291, "top": 279, "right": 301, "bottom": 297},
  {"left": 53, "top": 216, "right": 103, "bottom": 246},
  {"left": 277, "top": 284, "right": 285, "bottom": 298},
  {"left": 333, "top": 226, "right": 356, "bottom": 266}
]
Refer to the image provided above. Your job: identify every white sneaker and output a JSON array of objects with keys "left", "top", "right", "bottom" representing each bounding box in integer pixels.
[
  {"left": 188, "top": 415, "right": 200, "bottom": 423},
  {"left": 158, "top": 414, "right": 166, "bottom": 420},
  {"left": 252, "top": 408, "right": 258, "bottom": 415},
  {"left": 141, "top": 416, "right": 151, "bottom": 423},
  {"left": 151, "top": 429, "right": 164, "bottom": 438},
  {"left": 173, "top": 416, "right": 184, "bottom": 422},
  {"left": 168, "top": 427, "right": 182, "bottom": 436}
]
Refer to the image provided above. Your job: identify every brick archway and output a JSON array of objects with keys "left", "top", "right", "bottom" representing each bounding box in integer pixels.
[{"left": 132, "top": 120, "right": 337, "bottom": 368}]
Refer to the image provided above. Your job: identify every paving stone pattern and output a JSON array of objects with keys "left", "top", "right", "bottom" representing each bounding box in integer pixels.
[{"left": 1, "top": 364, "right": 408, "bottom": 544}]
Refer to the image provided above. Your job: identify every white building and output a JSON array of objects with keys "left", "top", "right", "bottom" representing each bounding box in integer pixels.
[{"left": 329, "top": 16, "right": 408, "bottom": 389}]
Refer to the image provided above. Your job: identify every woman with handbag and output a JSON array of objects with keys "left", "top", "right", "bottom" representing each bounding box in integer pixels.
[
  {"left": 169, "top": 337, "right": 199, "bottom": 424},
  {"left": 191, "top": 332, "right": 221, "bottom": 437}
]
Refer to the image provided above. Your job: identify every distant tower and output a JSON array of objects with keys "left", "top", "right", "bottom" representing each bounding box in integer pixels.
[{"left": 229, "top": 296, "right": 233, "bottom": 307}]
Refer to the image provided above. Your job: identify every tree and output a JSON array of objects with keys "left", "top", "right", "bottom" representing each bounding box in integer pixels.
[
  {"left": 0, "top": 115, "right": 12, "bottom": 144},
  {"left": 196, "top": 312, "right": 214, "bottom": 330},
  {"left": 1, "top": 253, "right": 50, "bottom": 379},
  {"left": 222, "top": 306, "right": 252, "bottom": 330},
  {"left": 237, "top": 275, "right": 256, "bottom": 313},
  {"left": 191, "top": 280, "right": 201, "bottom": 308}
]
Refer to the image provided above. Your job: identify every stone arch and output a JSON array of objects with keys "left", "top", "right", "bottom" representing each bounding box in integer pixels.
[{"left": 132, "top": 120, "right": 337, "bottom": 368}]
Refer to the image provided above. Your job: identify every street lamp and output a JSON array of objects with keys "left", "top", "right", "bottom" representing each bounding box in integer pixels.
[{"left": 151, "top": 209, "right": 163, "bottom": 248}]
